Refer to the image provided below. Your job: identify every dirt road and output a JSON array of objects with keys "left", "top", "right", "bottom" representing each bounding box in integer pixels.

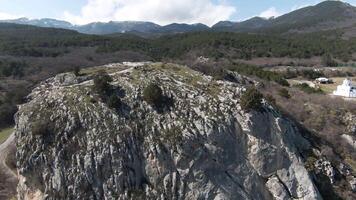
[{"left": 0, "top": 132, "right": 18, "bottom": 200}]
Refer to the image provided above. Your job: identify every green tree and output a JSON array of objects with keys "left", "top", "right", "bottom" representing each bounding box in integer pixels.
[
  {"left": 107, "top": 94, "right": 121, "bottom": 109},
  {"left": 93, "top": 71, "right": 113, "bottom": 97},
  {"left": 322, "top": 53, "right": 338, "bottom": 67},
  {"left": 73, "top": 66, "right": 81, "bottom": 76},
  {"left": 143, "top": 83, "right": 163, "bottom": 106},
  {"left": 240, "top": 87, "right": 263, "bottom": 112}
]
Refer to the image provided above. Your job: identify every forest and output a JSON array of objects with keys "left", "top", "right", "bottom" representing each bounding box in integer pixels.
[{"left": 0, "top": 23, "right": 356, "bottom": 129}]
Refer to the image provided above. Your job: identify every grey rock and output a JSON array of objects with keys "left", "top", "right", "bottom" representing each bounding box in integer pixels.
[
  {"left": 54, "top": 72, "right": 78, "bottom": 86},
  {"left": 314, "top": 159, "right": 335, "bottom": 184},
  {"left": 350, "top": 176, "right": 356, "bottom": 192},
  {"left": 15, "top": 63, "right": 322, "bottom": 200}
]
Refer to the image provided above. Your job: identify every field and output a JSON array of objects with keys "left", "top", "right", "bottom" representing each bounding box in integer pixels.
[
  {"left": 318, "top": 77, "right": 356, "bottom": 93},
  {"left": 0, "top": 128, "right": 13, "bottom": 144},
  {"left": 287, "top": 76, "right": 356, "bottom": 94}
]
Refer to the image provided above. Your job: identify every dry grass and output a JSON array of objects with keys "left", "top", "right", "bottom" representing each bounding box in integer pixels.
[
  {"left": 0, "top": 128, "right": 13, "bottom": 144},
  {"left": 318, "top": 76, "right": 356, "bottom": 93},
  {"left": 262, "top": 81, "right": 356, "bottom": 158},
  {"left": 287, "top": 76, "right": 356, "bottom": 94}
]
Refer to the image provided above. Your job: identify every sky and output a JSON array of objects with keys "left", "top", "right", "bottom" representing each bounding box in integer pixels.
[{"left": 0, "top": 0, "right": 356, "bottom": 26}]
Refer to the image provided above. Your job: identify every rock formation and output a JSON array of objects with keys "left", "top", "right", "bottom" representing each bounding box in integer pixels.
[{"left": 15, "top": 63, "right": 323, "bottom": 199}]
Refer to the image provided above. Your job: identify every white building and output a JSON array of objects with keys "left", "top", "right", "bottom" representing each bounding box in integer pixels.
[{"left": 333, "top": 79, "right": 356, "bottom": 98}]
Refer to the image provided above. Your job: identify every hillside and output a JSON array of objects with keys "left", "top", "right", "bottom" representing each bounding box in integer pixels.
[
  {"left": 10, "top": 63, "right": 355, "bottom": 199},
  {"left": 1, "top": 22, "right": 356, "bottom": 130},
  {"left": 267, "top": 1, "right": 356, "bottom": 33},
  {"left": 212, "top": 17, "right": 271, "bottom": 32},
  {"left": 214, "top": 1, "right": 356, "bottom": 34},
  {"left": 14, "top": 63, "right": 320, "bottom": 199}
]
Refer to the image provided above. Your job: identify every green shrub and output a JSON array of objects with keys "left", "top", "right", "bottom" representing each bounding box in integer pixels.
[
  {"left": 322, "top": 53, "right": 338, "bottom": 67},
  {"left": 275, "top": 77, "right": 290, "bottom": 86},
  {"left": 73, "top": 66, "right": 81, "bottom": 76},
  {"left": 107, "top": 94, "right": 121, "bottom": 109},
  {"left": 305, "top": 156, "right": 317, "bottom": 172},
  {"left": 31, "top": 119, "right": 53, "bottom": 136},
  {"left": 143, "top": 83, "right": 163, "bottom": 106},
  {"left": 300, "top": 70, "right": 324, "bottom": 80},
  {"left": 92, "top": 71, "right": 113, "bottom": 97},
  {"left": 240, "top": 87, "right": 263, "bottom": 112},
  {"left": 278, "top": 88, "right": 291, "bottom": 99},
  {"left": 265, "top": 94, "right": 276, "bottom": 106},
  {"left": 295, "top": 83, "right": 323, "bottom": 94},
  {"left": 229, "top": 63, "right": 289, "bottom": 86}
]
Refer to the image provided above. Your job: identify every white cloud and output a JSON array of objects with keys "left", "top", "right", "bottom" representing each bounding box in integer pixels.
[
  {"left": 0, "top": 11, "right": 23, "bottom": 20},
  {"left": 63, "top": 0, "right": 236, "bottom": 26},
  {"left": 259, "top": 7, "right": 280, "bottom": 19}
]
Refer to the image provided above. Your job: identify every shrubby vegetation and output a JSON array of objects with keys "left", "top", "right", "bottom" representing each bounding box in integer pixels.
[
  {"left": 99, "top": 31, "right": 356, "bottom": 61},
  {"left": 143, "top": 83, "right": 163, "bottom": 106},
  {"left": 322, "top": 53, "right": 338, "bottom": 67},
  {"left": 240, "top": 87, "right": 263, "bottom": 112},
  {"left": 295, "top": 83, "right": 323, "bottom": 94},
  {"left": 261, "top": 81, "right": 356, "bottom": 174},
  {"left": 278, "top": 88, "right": 291, "bottom": 99},
  {"left": 0, "top": 60, "right": 27, "bottom": 77},
  {"left": 281, "top": 69, "right": 325, "bottom": 80},
  {"left": 31, "top": 116, "right": 54, "bottom": 136},
  {"left": 93, "top": 71, "right": 113, "bottom": 98},
  {"left": 0, "top": 85, "right": 29, "bottom": 129},
  {"left": 228, "top": 63, "right": 289, "bottom": 86},
  {"left": 92, "top": 71, "right": 123, "bottom": 110},
  {"left": 1, "top": 24, "right": 354, "bottom": 62},
  {"left": 107, "top": 94, "right": 121, "bottom": 110}
]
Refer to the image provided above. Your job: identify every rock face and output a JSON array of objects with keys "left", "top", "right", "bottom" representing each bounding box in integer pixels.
[{"left": 15, "top": 63, "right": 322, "bottom": 200}]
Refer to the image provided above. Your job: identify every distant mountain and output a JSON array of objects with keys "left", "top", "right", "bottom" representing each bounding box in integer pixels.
[
  {"left": 1, "top": 1, "right": 356, "bottom": 35},
  {"left": 212, "top": 17, "right": 271, "bottom": 32},
  {"left": 0, "top": 18, "right": 210, "bottom": 35},
  {"left": 0, "top": 17, "right": 73, "bottom": 29},
  {"left": 267, "top": 0, "right": 356, "bottom": 33},
  {"left": 76, "top": 21, "right": 161, "bottom": 35},
  {"left": 159, "top": 23, "right": 209, "bottom": 33},
  {"left": 213, "top": 1, "right": 356, "bottom": 33}
]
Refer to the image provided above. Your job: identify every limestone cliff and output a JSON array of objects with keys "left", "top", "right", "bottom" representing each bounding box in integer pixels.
[{"left": 15, "top": 63, "right": 322, "bottom": 200}]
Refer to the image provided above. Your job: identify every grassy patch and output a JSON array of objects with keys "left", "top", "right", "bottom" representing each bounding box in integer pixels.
[
  {"left": 345, "top": 157, "right": 356, "bottom": 172},
  {"left": 319, "top": 77, "right": 356, "bottom": 94},
  {"left": 0, "top": 127, "right": 13, "bottom": 144}
]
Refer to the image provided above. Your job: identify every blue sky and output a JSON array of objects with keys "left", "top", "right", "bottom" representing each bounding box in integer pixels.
[{"left": 0, "top": 0, "right": 355, "bottom": 25}]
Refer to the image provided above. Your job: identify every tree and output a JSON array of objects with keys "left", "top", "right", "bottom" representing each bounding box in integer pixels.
[
  {"left": 240, "top": 87, "right": 263, "bottom": 112},
  {"left": 73, "top": 66, "right": 81, "bottom": 76},
  {"left": 107, "top": 94, "right": 121, "bottom": 109},
  {"left": 143, "top": 83, "right": 163, "bottom": 106},
  {"left": 322, "top": 53, "right": 338, "bottom": 67},
  {"left": 93, "top": 71, "right": 113, "bottom": 97}
]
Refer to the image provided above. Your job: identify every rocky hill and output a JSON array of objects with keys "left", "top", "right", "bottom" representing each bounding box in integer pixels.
[{"left": 14, "top": 62, "right": 356, "bottom": 199}]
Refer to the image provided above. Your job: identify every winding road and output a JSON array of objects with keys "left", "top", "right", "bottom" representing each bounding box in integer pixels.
[{"left": 0, "top": 132, "right": 18, "bottom": 199}]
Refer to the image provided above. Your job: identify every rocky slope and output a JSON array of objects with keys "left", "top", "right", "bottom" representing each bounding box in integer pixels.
[{"left": 15, "top": 62, "right": 327, "bottom": 199}]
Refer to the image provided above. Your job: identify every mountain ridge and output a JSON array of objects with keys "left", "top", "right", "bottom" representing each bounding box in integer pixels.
[{"left": 1, "top": 1, "right": 355, "bottom": 35}]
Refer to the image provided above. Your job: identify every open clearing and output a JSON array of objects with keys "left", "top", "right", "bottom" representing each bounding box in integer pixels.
[
  {"left": 318, "top": 77, "right": 356, "bottom": 93},
  {"left": 0, "top": 128, "right": 13, "bottom": 144},
  {"left": 288, "top": 76, "right": 356, "bottom": 94}
]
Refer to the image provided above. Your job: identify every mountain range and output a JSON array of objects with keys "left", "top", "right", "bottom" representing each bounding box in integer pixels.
[{"left": 1, "top": 1, "right": 356, "bottom": 36}]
